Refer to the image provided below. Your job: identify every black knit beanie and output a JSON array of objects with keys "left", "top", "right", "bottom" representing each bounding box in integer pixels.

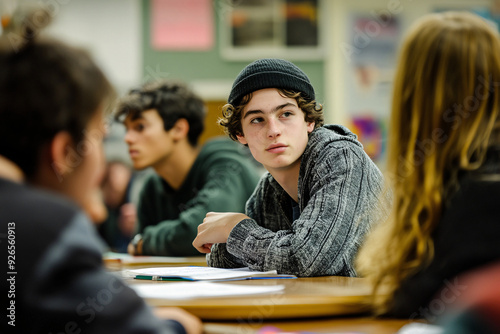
[{"left": 228, "top": 58, "right": 315, "bottom": 106}]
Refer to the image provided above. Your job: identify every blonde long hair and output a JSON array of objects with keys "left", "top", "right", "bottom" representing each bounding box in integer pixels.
[{"left": 356, "top": 11, "right": 500, "bottom": 314}]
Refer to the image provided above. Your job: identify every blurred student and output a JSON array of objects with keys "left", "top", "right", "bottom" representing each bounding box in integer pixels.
[
  {"left": 98, "top": 160, "right": 137, "bottom": 253},
  {"left": 115, "top": 80, "right": 261, "bottom": 256},
  {"left": 192, "top": 58, "right": 385, "bottom": 276},
  {"left": 356, "top": 11, "right": 500, "bottom": 318},
  {"left": 0, "top": 7, "right": 201, "bottom": 334},
  {"left": 440, "top": 262, "right": 500, "bottom": 334}
]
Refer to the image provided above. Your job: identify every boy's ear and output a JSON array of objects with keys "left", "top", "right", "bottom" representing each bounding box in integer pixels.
[
  {"left": 170, "top": 118, "right": 189, "bottom": 141},
  {"left": 50, "top": 131, "right": 74, "bottom": 178},
  {"left": 236, "top": 134, "right": 248, "bottom": 145},
  {"left": 307, "top": 121, "right": 315, "bottom": 133}
]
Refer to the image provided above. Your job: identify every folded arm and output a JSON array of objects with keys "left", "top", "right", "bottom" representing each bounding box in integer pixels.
[{"left": 209, "top": 148, "right": 380, "bottom": 276}]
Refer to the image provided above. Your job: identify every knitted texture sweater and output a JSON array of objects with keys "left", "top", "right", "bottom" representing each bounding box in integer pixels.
[{"left": 208, "top": 124, "right": 386, "bottom": 277}]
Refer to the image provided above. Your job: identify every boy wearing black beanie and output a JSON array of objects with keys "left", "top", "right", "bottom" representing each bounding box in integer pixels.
[{"left": 193, "top": 58, "right": 385, "bottom": 277}]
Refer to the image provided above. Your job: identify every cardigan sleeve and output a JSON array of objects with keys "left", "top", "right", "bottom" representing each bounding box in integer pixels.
[
  {"left": 222, "top": 146, "right": 381, "bottom": 277},
  {"left": 206, "top": 175, "right": 271, "bottom": 268}
]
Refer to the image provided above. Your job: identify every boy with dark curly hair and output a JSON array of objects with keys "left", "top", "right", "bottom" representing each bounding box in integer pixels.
[{"left": 116, "top": 80, "right": 260, "bottom": 256}]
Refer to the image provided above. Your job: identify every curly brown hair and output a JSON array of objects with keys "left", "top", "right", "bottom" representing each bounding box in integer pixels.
[
  {"left": 115, "top": 80, "right": 206, "bottom": 147},
  {"left": 219, "top": 89, "right": 324, "bottom": 141}
]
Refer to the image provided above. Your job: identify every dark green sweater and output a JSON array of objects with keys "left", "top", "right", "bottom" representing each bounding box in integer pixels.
[{"left": 138, "top": 137, "right": 261, "bottom": 256}]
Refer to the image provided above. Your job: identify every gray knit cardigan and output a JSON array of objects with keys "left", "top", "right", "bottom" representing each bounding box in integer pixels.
[{"left": 208, "top": 124, "right": 386, "bottom": 277}]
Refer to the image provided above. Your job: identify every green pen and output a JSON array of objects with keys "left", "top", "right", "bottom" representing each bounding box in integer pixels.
[{"left": 134, "top": 275, "right": 189, "bottom": 281}]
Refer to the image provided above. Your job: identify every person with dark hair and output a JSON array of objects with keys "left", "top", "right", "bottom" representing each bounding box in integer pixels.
[
  {"left": 0, "top": 6, "right": 201, "bottom": 334},
  {"left": 115, "top": 80, "right": 260, "bottom": 256},
  {"left": 192, "top": 58, "right": 385, "bottom": 277}
]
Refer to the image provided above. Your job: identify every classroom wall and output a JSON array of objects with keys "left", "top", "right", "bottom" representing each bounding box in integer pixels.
[
  {"left": 140, "top": 0, "right": 325, "bottom": 104},
  {"left": 323, "top": 0, "right": 492, "bottom": 165},
  {"left": 325, "top": 0, "right": 492, "bottom": 125},
  {"left": 46, "top": 0, "right": 142, "bottom": 94},
  {"left": 32, "top": 0, "right": 494, "bottom": 162},
  {"left": 41, "top": 0, "right": 492, "bottom": 123}
]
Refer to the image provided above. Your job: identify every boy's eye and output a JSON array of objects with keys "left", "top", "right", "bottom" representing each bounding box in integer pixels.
[
  {"left": 250, "top": 117, "right": 264, "bottom": 124},
  {"left": 282, "top": 111, "right": 293, "bottom": 117}
]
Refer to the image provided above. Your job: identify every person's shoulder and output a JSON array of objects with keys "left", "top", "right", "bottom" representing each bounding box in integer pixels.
[
  {"left": 302, "top": 125, "right": 384, "bottom": 180},
  {"left": 305, "top": 124, "right": 365, "bottom": 159},
  {"left": 0, "top": 178, "right": 79, "bottom": 220},
  {"left": 434, "top": 172, "right": 500, "bottom": 255},
  {"left": 450, "top": 147, "right": 500, "bottom": 204},
  {"left": 0, "top": 178, "right": 87, "bottom": 252},
  {"left": 199, "top": 136, "right": 258, "bottom": 167},
  {"left": 200, "top": 136, "right": 246, "bottom": 156},
  {"left": 309, "top": 124, "right": 362, "bottom": 147},
  {"left": 141, "top": 171, "right": 165, "bottom": 191},
  {"left": 444, "top": 172, "right": 500, "bottom": 217}
]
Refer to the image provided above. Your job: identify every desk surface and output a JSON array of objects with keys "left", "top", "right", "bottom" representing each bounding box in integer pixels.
[
  {"left": 127, "top": 276, "right": 373, "bottom": 320},
  {"left": 121, "top": 267, "right": 419, "bottom": 332},
  {"left": 103, "top": 253, "right": 207, "bottom": 270},
  {"left": 203, "top": 317, "right": 417, "bottom": 334}
]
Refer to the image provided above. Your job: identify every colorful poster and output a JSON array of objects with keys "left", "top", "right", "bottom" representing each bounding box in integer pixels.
[
  {"left": 344, "top": 13, "right": 401, "bottom": 165},
  {"left": 349, "top": 116, "right": 386, "bottom": 163},
  {"left": 151, "top": 0, "right": 214, "bottom": 50}
]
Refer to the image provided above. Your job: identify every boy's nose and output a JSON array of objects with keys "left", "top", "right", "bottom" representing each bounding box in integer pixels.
[{"left": 267, "top": 119, "right": 282, "bottom": 139}]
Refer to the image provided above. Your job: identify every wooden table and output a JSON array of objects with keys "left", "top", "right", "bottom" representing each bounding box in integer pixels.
[
  {"left": 127, "top": 276, "right": 373, "bottom": 320},
  {"left": 204, "top": 317, "right": 418, "bottom": 334},
  {"left": 119, "top": 266, "right": 421, "bottom": 333}
]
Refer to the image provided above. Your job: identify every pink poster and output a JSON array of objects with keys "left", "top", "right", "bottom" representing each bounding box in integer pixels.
[{"left": 151, "top": 0, "right": 213, "bottom": 50}]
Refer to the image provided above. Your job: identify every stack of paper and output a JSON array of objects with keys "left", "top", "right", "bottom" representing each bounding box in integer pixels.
[
  {"left": 125, "top": 266, "right": 297, "bottom": 281},
  {"left": 397, "top": 323, "right": 443, "bottom": 334},
  {"left": 131, "top": 282, "right": 285, "bottom": 300}
]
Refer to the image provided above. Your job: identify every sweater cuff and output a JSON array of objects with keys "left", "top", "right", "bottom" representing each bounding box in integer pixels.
[
  {"left": 226, "top": 218, "right": 259, "bottom": 264},
  {"left": 207, "top": 244, "right": 243, "bottom": 268},
  {"left": 141, "top": 230, "right": 153, "bottom": 255}
]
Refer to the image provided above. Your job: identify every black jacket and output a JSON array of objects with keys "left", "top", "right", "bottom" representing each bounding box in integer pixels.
[
  {"left": 0, "top": 178, "right": 185, "bottom": 334},
  {"left": 390, "top": 147, "right": 500, "bottom": 319}
]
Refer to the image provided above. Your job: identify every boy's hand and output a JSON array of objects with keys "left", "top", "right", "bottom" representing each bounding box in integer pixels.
[{"left": 192, "top": 212, "right": 249, "bottom": 253}]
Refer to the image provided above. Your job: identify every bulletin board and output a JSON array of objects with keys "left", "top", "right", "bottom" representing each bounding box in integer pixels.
[{"left": 219, "top": 0, "right": 324, "bottom": 60}]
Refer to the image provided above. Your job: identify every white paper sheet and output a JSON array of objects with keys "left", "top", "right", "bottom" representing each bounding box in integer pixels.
[
  {"left": 131, "top": 282, "right": 285, "bottom": 300},
  {"left": 397, "top": 323, "right": 443, "bottom": 334},
  {"left": 125, "top": 266, "right": 296, "bottom": 281}
]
